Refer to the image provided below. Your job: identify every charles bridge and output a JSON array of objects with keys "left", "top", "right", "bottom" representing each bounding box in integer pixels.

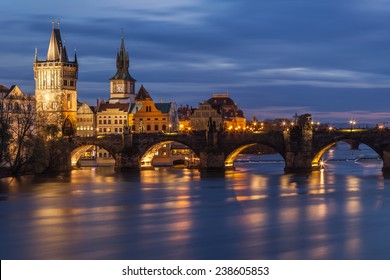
[{"left": 68, "top": 114, "right": 390, "bottom": 173}]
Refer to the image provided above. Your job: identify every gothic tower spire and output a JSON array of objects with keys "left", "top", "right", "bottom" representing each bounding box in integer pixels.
[
  {"left": 34, "top": 20, "right": 79, "bottom": 137},
  {"left": 109, "top": 32, "right": 136, "bottom": 104}
]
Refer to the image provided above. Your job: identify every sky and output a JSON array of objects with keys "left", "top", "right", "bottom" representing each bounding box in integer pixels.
[{"left": 2, "top": 0, "right": 390, "bottom": 124}]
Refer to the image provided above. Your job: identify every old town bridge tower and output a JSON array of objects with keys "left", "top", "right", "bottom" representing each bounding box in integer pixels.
[{"left": 34, "top": 20, "right": 78, "bottom": 136}]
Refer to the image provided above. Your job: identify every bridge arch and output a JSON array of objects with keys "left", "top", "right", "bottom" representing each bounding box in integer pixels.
[
  {"left": 139, "top": 140, "right": 200, "bottom": 169},
  {"left": 224, "top": 142, "right": 285, "bottom": 168},
  {"left": 312, "top": 138, "right": 381, "bottom": 168},
  {"left": 70, "top": 143, "right": 117, "bottom": 166}
]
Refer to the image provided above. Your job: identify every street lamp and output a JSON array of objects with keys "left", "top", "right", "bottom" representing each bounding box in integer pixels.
[
  {"left": 282, "top": 121, "right": 286, "bottom": 130},
  {"left": 349, "top": 120, "right": 356, "bottom": 132}
]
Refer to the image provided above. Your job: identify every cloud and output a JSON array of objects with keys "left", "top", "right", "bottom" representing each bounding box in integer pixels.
[
  {"left": 2, "top": 0, "right": 390, "bottom": 124},
  {"left": 241, "top": 67, "right": 390, "bottom": 89}
]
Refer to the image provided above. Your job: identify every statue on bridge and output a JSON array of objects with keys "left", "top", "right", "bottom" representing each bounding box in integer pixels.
[{"left": 207, "top": 117, "right": 217, "bottom": 133}]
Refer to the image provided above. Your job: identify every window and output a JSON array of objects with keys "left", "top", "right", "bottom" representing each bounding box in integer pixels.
[
  {"left": 108, "top": 120, "right": 111, "bottom": 124},
  {"left": 162, "top": 124, "right": 166, "bottom": 131},
  {"left": 115, "top": 120, "right": 118, "bottom": 124},
  {"left": 119, "top": 120, "right": 122, "bottom": 124},
  {"left": 147, "top": 125, "right": 151, "bottom": 131},
  {"left": 99, "top": 120, "right": 102, "bottom": 124},
  {"left": 154, "top": 125, "right": 158, "bottom": 131},
  {"left": 67, "top": 94, "right": 71, "bottom": 109}
]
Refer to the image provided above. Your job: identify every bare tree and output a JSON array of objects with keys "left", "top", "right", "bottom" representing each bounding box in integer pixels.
[{"left": 3, "top": 101, "right": 37, "bottom": 174}]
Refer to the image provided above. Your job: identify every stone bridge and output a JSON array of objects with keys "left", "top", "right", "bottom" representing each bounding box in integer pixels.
[{"left": 69, "top": 114, "right": 390, "bottom": 173}]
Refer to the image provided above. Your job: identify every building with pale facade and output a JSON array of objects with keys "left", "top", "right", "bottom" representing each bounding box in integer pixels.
[
  {"left": 97, "top": 102, "right": 129, "bottom": 135},
  {"left": 76, "top": 102, "right": 96, "bottom": 137},
  {"left": 190, "top": 93, "right": 246, "bottom": 131}
]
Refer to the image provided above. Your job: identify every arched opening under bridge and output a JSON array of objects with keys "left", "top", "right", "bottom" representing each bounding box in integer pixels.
[
  {"left": 225, "top": 143, "right": 285, "bottom": 171},
  {"left": 71, "top": 145, "right": 116, "bottom": 167},
  {"left": 312, "top": 141, "right": 382, "bottom": 171},
  {"left": 140, "top": 140, "right": 199, "bottom": 169}
]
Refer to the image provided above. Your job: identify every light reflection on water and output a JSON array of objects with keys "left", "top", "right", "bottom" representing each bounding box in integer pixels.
[{"left": 1, "top": 144, "right": 390, "bottom": 259}]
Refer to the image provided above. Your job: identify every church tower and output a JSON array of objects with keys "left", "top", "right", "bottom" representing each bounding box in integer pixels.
[
  {"left": 108, "top": 33, "right": 136, "bottom": 104},
  {"left": 34, "top": 20, "right": 78, "bottom": 137}
]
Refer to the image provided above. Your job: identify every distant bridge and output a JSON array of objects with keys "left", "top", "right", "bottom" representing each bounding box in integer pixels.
[{"left": 68, "top": 115, "right": 390, "bottom": 173}]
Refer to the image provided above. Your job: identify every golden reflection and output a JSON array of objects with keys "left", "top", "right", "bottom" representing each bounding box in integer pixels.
[
  {"left": 140, "top": 169, "right": 199, "bottom": 185},
  {"left": 279, "top": 207, "right": 299, "bottom": 223},
  {"left": 171, "top": 220, "right": 192, "bottom": 231},
  {"left": 306, "top": 204, "right": 328, "bottom": 219},
  {"left": 279, "top": 193, "right": 300, "bottom": 197},
  {"left": 345, "top": 199, "right": 361, "bottom": 215},
  {"left": 309, "top": 245, "right": 330, "bottom": 259},
  {"left": 242, "top": 212, "right": 267, "bottom": 224},
  {"left": 345, "top": 176, "right": 361, "bottom": 191},
  {"left": 249, "top": 176, "right": 268, "bottom": 189},
  {"left": 279, "top": 175, "right": 290, "bottom": 189},
  {"left": 320, "top": 169, "right": 325, "bottom": 185},
  {"left": 233, "top": 195, "right": 267, "bottom": 202},
  {"left": 33, "top": 205, "right": 129, "bottom": 218},
  {"left": 346, "top": 238, "right": 361, "bottom": 256},
  {"left": 70, "top": 168, "right": 115, "bottom": 184},
  {"left": 141, "top": 196, "right": 192, "bottom": 211}
]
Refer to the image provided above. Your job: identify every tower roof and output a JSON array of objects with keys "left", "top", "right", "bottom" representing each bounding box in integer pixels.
[
  {"left": 135, "top": 85, "right": 152, "bottom": 101},
  {"left": 110, "top": 34, "right": 136, "bottom": 81},
  {"left": 47, "top": 28, "right": 62, "bottom": 61},
  {"left": 42, "top": 20, "right": 75, "bottom": 63}
]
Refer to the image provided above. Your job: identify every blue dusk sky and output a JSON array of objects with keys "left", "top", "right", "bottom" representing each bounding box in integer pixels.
[{"left": 1, "top": 0, "right": 390, "bottom": 124}]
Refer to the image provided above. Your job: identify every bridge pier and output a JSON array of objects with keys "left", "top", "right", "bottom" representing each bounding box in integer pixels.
[
  {"left": 284, "top": 152, "right": 314, "bottom": 173},
  {"left": 284, "top": 114, "right": 314, "bottom": 173},
  {"left": 114, "top": 153, "right": 141, "bottom": 170},
  {"left": 199, "top": 150, "right": 225, "bottom": 171},
  {"left": 382, "top": 150, "right": 390, "bottom": 173}
]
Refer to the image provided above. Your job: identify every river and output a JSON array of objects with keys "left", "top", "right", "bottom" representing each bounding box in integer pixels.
[{"left": 1, "top": 143, "right": 390, "bottom": 259}]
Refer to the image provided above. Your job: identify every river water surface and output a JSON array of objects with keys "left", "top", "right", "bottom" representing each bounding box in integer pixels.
[{"left": 1, "top": 143, "right": 390, "bottom": 259}]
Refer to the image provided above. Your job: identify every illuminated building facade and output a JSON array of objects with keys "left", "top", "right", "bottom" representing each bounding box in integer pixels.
[
  {"left": 128, "top": 85, "right": 178, "bottom": 133},
  {"left": 190, "top": 93, "right": 246, "bottom": 131},
  {"left": 177, "top": 105, "right": 194, "bottom": 132},
  {"left": 76, "top": 102, "right": 96, "bottom": 137},
  {"left": 97, "top": 102, "right": 129, "bottom": 135},
  {"left": 33, "top": 20, "right": 78, "bottom": 136}
]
